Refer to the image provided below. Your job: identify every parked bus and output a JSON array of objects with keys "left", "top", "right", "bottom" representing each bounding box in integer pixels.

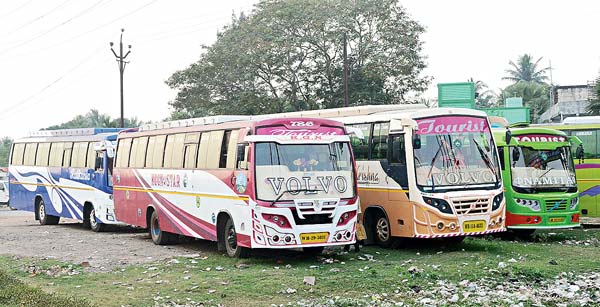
[
  {"left": 112, "top": 116, "right": 359, "bottom": 257},
  {"left": 269, "top": 106, "right": 506, "bottom": 245},
  {"left": 493, "top": 126, "right": 580, "bottom": 235},
  {"left": 535, "top": 117, "right": 600, "bottom": 217},
  {"left": 8, "top": 128, "right": 123, "bottom": 231}
]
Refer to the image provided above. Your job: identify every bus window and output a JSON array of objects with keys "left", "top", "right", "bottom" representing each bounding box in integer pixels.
[
  {"left": 131, "top": 137, "right": 148, "bottom": 168},
  {"left": 145, "top": 136, "right": 156, "bottom": 168},
  {"left": 35, "top": 143, "right": 50, "bottom": 166},
  {"left": 348, "top": 123, "right": 371, "bottom": 160},
  {"left": 207, "top": 130, "right": 224, "bottom": 169},
  {"left": 226, "top": 130, "right": 240, "bottom": 169},
  {"left": 86, "top": 142, "right": 96, "bottom": 169},
  {"left": 498, "top": 147, "right": 505, "bottom": 170},
  {"left": 371, "top": 122, "right": 389, "bottom": 160},
  {"left": 23, "top": 143, "right": 37, "bottom": 166},
  {"left": 164, "top": 134, "right": 185, "bottom": 169},
  {"left": 116, "top": 139, "right": 132, "bottom": 168},
  {"left": 49, "top": 143, "right": 64, "bottom": 167},
  {"left": 152, "top": 135, "right": 167, "bottom": 168},
  {"left": 219, "top": 130, "right": 232, "bottom": 168},
  {"left": 62, "top": 142, "right": 73, "bottom": 167},
  {"left": 572, "top": 130, "right": 598, "bottom": 159},
  {"left": 388, "top": 134, "right": 408, "bottom": 187},
  {"left": 11, "top": 143, "right": 25, "bottom": 165},
  {"left": 197, "top": 133, "right": 209, "bottom": 169},
  {"left": 183, "top": 133, "right": 200, "bottom": 169},
  {"left": 71, "top": 142, "right": 88, "bottom": 168}
]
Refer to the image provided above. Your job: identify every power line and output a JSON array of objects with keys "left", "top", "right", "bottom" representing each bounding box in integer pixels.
[
  {"left": 5, "top": 0, "right": 73, "bottom": 36},
  {"left": 0, "top": 45, "right": 105, "bottom": 118},
  {"left": 0, "top": 0, "right": 158, "bottom": 60},
  {"left": 0, "top": 0, "right": 34, "bottom": 19},
  {"left": 0, "top": 0, "right": 108, "bottom": 55}
]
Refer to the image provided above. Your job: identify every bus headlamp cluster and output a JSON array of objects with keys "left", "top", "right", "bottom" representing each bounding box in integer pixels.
[
  {"left": 264, "top": 226, "right": 297, "bottom": 245},
  {"left": 423, "top": 196, "right": 453, "bottom": 214},
  {"left": 570, "top": 197, "right": 579, "bottom": 210},
  {"left": 492, "top": 193, "right": 504, "bottom": 211},
  {"left": 515, "top": 198, "right": 541, "bottom": 211}
]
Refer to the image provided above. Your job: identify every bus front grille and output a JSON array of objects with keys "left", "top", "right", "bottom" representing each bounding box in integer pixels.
[
  {"left": 450, "top": 197, "right": 490, "bottom": 215},
  {"left": 291, "top": 210, "right": 333, "bottom": 225},
  {"left": 545, "top": 199, "right": 568, "bottom": 212}
]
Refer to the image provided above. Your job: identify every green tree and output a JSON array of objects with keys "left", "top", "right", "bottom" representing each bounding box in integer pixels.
[
  {"left": 468, "top": 78, "right": 496, "bottom": 108},
  {"left": 586, "top": 76, "right": 600, "bottom": 115},
  {"left": 166, "top": 0, "right": 430, "bottom": 118},
  {"left": 45, "top": 109, "right": 143, "bottom": 130},
  {"left": 501, "top": 81, "right": 550, "bottom": 123},
  {"left": 502, "top": 54, "right": 550, "bottom": 84},
  {"left": 0, "top": 137, "right": 13, "bottom": 167}
]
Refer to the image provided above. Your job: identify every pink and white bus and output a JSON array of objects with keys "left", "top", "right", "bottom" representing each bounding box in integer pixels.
[{"left": 113, "top": 117, "right": 359, "bottom": 257}]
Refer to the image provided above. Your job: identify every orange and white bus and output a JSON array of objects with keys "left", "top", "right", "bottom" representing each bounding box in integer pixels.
[
  {"left": 268, "top": 106, "right": 506, "bottom": 245},
  {"left": 112, "top": 116, "right": 359, "bottom": 257}
]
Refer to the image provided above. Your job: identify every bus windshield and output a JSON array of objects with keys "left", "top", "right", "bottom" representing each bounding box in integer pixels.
[
  {"left": 413, "top": 116, "right": 500, "bottom": 192},
  {"left": 510, "top": 146, "right": 576, "bottom": 192},
  {"left": 254, "top": 142, "right": 355, "bottom": 201}
]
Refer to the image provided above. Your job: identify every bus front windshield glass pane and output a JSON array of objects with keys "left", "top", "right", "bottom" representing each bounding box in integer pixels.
[
  {"left": 413, "top": 116, "right": 500, "bottom": 192},
  {"left": 255, "top": 142, "right": 355, "bottom": 201},
  {"left": 510, "top": 146, "right": 576, "bottom": 192}
]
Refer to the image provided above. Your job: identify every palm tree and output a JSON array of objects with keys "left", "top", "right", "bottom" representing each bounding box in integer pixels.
[
  {"left": 586, "top": 77, "right": 600, "bottom": 115},
  {"left": 468, "top": 78, "right": 495, "bottom": 108},
  {"left": 502, "top": 54, "right": 550, "bottom": 84}
]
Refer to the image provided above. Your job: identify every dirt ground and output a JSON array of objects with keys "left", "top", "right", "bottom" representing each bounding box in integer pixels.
[{"left": 0, "top": 207, "right": 214, "bottom": 271}]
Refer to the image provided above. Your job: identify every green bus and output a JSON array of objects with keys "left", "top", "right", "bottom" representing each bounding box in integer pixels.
[
  {"left": 536, "top": 117, "right": 600, "bottom": 218},
  {"left": 494, "top": 127, "right": 580, "bottom": 234}
]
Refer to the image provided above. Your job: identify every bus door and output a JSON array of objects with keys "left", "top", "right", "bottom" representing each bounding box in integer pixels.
[{"left": 387, "top": 134, "right": 409, "bottom": 202}]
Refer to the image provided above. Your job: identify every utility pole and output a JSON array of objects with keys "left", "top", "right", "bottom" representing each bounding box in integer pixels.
[
  {"left": 110, "top": 29, "right": 131, "bottom": 128},
  {"left": 343, "top": 33, "right": 349, "bottom": 107}
]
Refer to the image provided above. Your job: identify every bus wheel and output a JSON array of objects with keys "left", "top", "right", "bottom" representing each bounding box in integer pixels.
[
  {"left": 149, "top": 211, "right": 176, "bottom": 245},
  {"left": 89, "top": 208, "right": 105, "bottom": 232},
  {"left": 223, "top": 218, "right": 249, "bottom": 258},
  {"left": 37, "top": 199, "right": 59, "bottom": 225},
  {"left": 374, "top": 214, "right": 393, "bottom": 247},
  {"left": 303, "top": 246, "right": 325, "bottom": 255}
]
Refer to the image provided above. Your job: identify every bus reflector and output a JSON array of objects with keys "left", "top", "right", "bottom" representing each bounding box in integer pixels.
[{"left": 571, "top": 214, "right": 580, "bottom": 223}]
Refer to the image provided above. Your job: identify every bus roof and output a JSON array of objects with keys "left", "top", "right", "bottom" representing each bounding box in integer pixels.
[
  {"left": 318, "top": 107, "right": 488, "bottom": 125},
  {"left": 15, "top": 128, "right": 122, "bottom": 143}
]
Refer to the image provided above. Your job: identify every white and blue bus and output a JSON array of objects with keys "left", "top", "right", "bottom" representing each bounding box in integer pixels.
[{"left": 8, "top": 128, "right": 124, "bottom": 231}]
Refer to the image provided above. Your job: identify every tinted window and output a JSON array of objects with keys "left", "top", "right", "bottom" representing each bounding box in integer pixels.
[
  {"left": 347, "top": 123, "right": 371, "bottom": 160},
  {"left": 371, "top": 122, "right": 389, "bottom": 160}
]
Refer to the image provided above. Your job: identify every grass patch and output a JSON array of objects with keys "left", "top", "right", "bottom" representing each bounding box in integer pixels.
[
  {"left": 0, "top": 228, "right": 599, "bottom": 306},
  {"left": 0, "top": 268, "right": 92, "bottom": 307}
]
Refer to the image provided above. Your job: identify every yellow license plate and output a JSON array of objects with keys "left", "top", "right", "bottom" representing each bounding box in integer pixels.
[
  {"left": 550, "top": 217, "right": 564, "bottom": 223},
  {"left": 300, "top": 232, "right": 329, "bottom": 243},
  {"left": 462, "top": 220, "right": 486, "bottom": 233}
]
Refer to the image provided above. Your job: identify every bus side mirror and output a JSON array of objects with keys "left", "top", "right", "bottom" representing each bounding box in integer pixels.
[
  {"left": 237, "top": 143, "right": 248, "bottom": 170},
  {"left": 512, "top": 148, "right": 520, "bottom": 162},
  {"left": 95, "top": 157, "right": 103, "bottom": 170},
  {"left": 505, "top": 130, "right": 512, "bottom": 145},
  {"left": 413, "top": 133, "right": 421, "bottom": 150}
]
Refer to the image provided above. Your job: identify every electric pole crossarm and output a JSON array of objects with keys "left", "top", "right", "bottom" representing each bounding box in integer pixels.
[{"left": 109, "top": 28, "right": 132, "bottom": 128}]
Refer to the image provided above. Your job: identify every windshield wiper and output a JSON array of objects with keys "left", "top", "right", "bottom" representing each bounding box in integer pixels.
[
  {"left": 270, "top": 188, "right": 324, "bottom": 207},
  {"left": 472, "top": 138, "right": 498, "bottom": 182},
  {"left": 534, "top": 167, "right": 554, "bottom": 186}
]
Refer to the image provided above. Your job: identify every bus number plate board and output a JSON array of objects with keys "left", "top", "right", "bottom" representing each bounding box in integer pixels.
[
  {"left": 300, "top": 232, "right": 329, "bottom": 243},
  {"left": 550, "top": 217, "right": 564, "bottom": 223},
  {"left": 462, "top": 220, "right": 486, "bottom": 233}
]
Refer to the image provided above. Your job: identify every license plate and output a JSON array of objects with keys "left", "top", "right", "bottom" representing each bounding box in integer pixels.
[
  {"left": 300, "top": 232, "right": 329, "bottom": 243},
  {"left": 550, "top": 217, "right": 564, "bottom": 223},
  {"left": 462, "top": 220, "right": 486, "bottom": 233}
]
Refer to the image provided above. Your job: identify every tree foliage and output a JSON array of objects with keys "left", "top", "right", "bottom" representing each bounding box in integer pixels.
[
  {"left": 469, "top": 77, "right": 497, "bottom": 108},
  {"left": 167, "top": 0, "right": 430, "bottom": 118},
  {"left": 586, "top": 76, "right": 600, "bottom": 115},
  {"left": 502, "top": 54, "right": 550, "bottom": 84},
  {"left": 0, "top": 137, "right": 13, "bottom": 167},
  {"left": 44, "top": 109, "right": 142, "bottom": 130},
  {"left": 500, "top": 81, "right": 550, "bottom": 123}
]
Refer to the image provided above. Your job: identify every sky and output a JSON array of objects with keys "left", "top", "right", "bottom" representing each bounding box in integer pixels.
[{"left": 0, "top": 0, "right": 598, "bottom": 139}]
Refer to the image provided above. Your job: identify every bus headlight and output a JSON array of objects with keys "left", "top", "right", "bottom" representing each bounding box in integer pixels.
[
  {"left": 515, "top": 198, "right": 541, "bottom": 211},
  {"left": 570, "top": 197, "right": 579, "bottom": 210},
  {"left": 492, "top": 193, "right": 504, "bottom": 211},
  {"left": 423, "top": 197, "right": 453, "bottom": 214}
]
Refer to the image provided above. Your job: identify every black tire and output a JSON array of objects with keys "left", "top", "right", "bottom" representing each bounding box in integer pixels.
[
  {"left": 149, "top": 211, "right": 176, "bottom": 245},
  {"left": 303, "top": 246, "right": 325, "bottom": 255},
  {"left": 89, "top": 207, "right": 105, "bottom": 232},
  {"left": 37, "top": 199, "right": 59, "bottom": 225},
  {"left": 223, "top": 217, "right": 249, "bottom": 258},
  {"left": 373, "top": 213, "right": 394, "bottom": 247}
]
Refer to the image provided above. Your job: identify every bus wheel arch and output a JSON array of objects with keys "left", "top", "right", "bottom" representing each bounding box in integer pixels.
[
  {"left": 84, "top": 202, "right": 104, "bottom": 232},
  {"left": 364, "top": 206, "right": 394, "bottom": 247},
  {"left": 147, "top": 206, "right": 176, "bottom": 245},
  {"left": 35, "top": 196, "right": 59, "bottom": 225},
  {"left": 83, "top": 202, "right": 93, "bottom": 229},
  {"left": 217, "top": 212, "right": 249, "bottom": 258}
]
